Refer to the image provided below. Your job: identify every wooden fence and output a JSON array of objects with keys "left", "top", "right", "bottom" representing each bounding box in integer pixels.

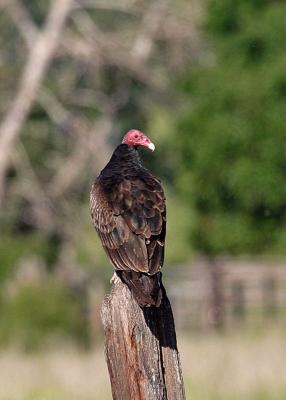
[{"left": 166, "top": 258, "right": 286, "bottom": 332}]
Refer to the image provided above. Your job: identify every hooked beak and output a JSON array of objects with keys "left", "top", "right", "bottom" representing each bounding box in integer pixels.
[{"left": 147, "top": 142, "right": 155, "bottom": 152}]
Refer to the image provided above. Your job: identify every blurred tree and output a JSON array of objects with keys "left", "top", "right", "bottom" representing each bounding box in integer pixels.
[
  {"left": 0, "top": 0, "right": 198, "bottom": 277},
  {"left": 177, "top": 0, "right": 286, "bottom": 255},
  {"left": 0, "top": 279, "right": 88, "bottom": 350},
  {"left": 0, "top": 0, "right": 199, "bottom": 345}
]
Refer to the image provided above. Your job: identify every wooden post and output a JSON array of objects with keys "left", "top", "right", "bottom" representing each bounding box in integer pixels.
[
  {"left": 262, "top": 277, "right": 277, "bottom": 319},
  {"left": 231, "top": 280, "right": 246, "bottom": 322},
  {"left": 101, "top": 278, "right": 185, "bottom": 400},
  {"left": 208, "top": 259, "right": 225, "bottom": 330}
]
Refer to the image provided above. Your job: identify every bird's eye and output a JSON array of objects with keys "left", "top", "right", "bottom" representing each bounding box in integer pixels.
[{"left": 134, "top": 134, "right": 139, "bottom": 139}]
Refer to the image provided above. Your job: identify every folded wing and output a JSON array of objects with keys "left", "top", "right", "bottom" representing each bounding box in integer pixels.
[{"left": 90, "top": 173, "right": 166, "bottom": 275}]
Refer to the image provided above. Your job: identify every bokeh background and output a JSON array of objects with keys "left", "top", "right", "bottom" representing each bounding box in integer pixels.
[{"left": 0, "top": 0, "right": 286, "bottom": 399}]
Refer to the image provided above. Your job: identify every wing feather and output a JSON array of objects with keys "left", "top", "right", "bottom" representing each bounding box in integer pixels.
[{"left": 90, "top": 170, "right": 166, "bottom": 275}]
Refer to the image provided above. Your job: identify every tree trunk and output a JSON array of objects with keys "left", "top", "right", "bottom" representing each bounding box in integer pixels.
[{"left": 101, "top": 278, "right": 185, "bottom": 400}]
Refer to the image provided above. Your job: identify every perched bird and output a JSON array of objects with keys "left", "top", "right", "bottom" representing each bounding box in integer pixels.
[{"left": 90, "top": 129, "right": 166, "bottom": 307}]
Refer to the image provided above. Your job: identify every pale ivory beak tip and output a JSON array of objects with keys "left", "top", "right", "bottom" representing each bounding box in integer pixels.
[{"left": 148, "top": 142, "right": 155, "bottom": 151}]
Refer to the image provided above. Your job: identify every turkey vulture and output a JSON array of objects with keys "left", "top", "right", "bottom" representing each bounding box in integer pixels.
[{"left": 90, "top": 129, "right": 166, "bottom": 307}]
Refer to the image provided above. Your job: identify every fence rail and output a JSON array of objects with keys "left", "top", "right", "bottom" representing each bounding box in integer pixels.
[{"left": 166, "top": 258, "right": 286, "bottom": 331}]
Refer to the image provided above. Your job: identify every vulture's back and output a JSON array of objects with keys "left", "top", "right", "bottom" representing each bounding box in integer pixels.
[{"left": 90, "top": 144, "right": 166, "bottom": 307}]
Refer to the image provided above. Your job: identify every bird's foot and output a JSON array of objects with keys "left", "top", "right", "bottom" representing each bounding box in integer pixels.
[{"left": 110, "top": 272, "right": 121, "bottom": 285}]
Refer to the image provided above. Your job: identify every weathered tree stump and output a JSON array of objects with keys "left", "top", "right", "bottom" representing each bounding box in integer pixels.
[{"left": 101, "top": 278, "right": 185, "bottom": 400}]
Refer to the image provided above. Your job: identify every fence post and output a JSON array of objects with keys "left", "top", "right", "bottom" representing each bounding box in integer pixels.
[
  {"left": 262, "top": 277, "right": 277, "bottom": 319},
  {"left": 101, "top": 278, "right": 185, "bottom": 400},
  {"left": 231, "top": 280, "right": 246, "bottom": 322},
  {"left": 208, "top": 260, "right": 225, "bottom": 330}
]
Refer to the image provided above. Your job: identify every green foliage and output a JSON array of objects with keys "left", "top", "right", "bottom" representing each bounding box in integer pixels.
[
  {"left": 0, "top": 280, "right": 88, "bottom": 350},
  {"left": 0, "top": 233, "right": 54, "bottom": 282},
  {"left": 164, "top": 188, "right": 194, "bottom": 264},
  {"left": 22, "top": 0, "right": 49, "bottom": 26},
  {"left": 2, "top": 0, "right": 286, "bottom": 349},
  {"left": 176, "top": 0, "right": 286, "bottom": 255}
]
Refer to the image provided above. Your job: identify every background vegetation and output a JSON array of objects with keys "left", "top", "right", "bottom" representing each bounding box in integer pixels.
[
  {"left": 0, "top": 0, "right": 285, "bottom": 399},
  {"left": 177, "top": 0, "right": 286, "bottom": 256}
]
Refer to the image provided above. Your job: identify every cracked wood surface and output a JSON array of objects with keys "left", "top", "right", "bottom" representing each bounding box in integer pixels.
[{"left": 101, "top": 279, "right": 185, "bottom": 400}]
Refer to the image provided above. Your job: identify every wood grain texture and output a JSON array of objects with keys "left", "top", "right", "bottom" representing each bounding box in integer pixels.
[{"left": 101, "top": 279, "right": 185, "bottom": 400}]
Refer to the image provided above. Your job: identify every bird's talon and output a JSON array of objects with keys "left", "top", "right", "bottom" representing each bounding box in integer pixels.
[{"left": 110, "top": 272, "right": 121, "bottom": 285}]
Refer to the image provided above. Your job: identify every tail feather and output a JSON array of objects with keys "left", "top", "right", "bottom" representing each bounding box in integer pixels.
[{"left": 117, "top": 271, "right": 162, "bottom": 307}]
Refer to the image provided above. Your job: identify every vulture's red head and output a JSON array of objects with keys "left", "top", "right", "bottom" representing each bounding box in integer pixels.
[{"left": 122, "top": 129, "right": 155, "bottom": 151}]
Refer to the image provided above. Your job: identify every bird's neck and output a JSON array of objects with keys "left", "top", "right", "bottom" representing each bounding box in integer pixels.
[
  {"left": 100, "top": 144, "right": 143, "bottom": 180},
  {"left": 110, "top": 144, "right": 142, "bottom": 167}
]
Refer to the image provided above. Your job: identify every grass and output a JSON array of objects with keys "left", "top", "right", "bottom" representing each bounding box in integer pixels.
[
  {"left": 0, "top": 345, "right": 111, "bottom": 400},
  {"left": 0, "top": 330, "right": 286, "bottom": 399},
  {"left": 181, "top": 329, "right": 286, "bottom": 400}
]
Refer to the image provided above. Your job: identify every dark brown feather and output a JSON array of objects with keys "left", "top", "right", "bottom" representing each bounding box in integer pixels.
[{"left": 90, "top": 144, "right": 166, "bottom": 306}]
